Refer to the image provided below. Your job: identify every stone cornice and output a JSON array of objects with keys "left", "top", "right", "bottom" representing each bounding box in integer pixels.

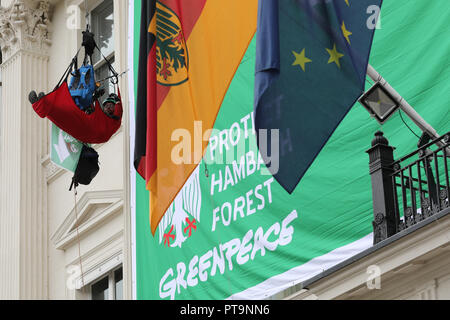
[
  {"left": 0, "top": 0, "right": 52, "bottom": 62},
  {"left": 285, "top": 213, "right": 450, "bottom": 300},
  {"left": 41, "top": 154, "right": 65, "bottom": 183},
  {"left": 51, "top": 189, "right": 124, "bottom": 250}
]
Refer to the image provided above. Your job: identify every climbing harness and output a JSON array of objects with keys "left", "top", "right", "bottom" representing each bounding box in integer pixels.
[{"left": 69, "top": 63, "right": 97, "bottom": 112}]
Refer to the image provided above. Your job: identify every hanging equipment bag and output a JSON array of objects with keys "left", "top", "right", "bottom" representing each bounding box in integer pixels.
[{"left": 69, "top": 145, "right": 100, "bottom": 191}]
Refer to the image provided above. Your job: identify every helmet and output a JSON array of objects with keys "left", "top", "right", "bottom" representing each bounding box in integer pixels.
[{"left": 102, "top": 93, "right": 119, "bottom": 107}]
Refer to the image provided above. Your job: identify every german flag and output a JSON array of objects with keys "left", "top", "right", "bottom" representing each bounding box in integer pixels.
[
  {"left": 134, "top": 0, "right": 258, "bottom": 234},
  {"left": 134, "top": 0, "right": 155, "bottom": 181}
]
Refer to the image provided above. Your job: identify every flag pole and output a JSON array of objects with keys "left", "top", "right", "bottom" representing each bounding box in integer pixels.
[{"left": 367, "top": 64, "right": 447, "bottom": 148}]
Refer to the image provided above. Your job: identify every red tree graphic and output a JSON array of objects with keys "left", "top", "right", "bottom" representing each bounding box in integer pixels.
[
  {"left": 183, "top": 218, "right": 197, "bottom": 238},
  {"left": 163, "top": 225, "right": 176, "bottom": 247}
]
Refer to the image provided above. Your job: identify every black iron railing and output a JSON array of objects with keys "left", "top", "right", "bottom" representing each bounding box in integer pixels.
[
  {"left": 392, "top": 133, "right": 450, "bottom": 232},
  {"left": 367, "top": 131, "right": 450, "bottom": 244}
]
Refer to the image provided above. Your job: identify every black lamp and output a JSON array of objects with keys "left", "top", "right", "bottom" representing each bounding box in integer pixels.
[{"left": 359, "top": 81, "right": 400, "bottom": 125}]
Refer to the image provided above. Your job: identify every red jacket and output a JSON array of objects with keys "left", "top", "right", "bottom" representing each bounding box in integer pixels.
[{"left": 33, "top": 82, "right": 123, "bottom": 144}]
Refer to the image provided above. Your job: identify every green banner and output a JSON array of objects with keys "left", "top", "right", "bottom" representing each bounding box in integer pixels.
[
  {"left": 51, "top": 124, "right": 83, "bottom": 172},
  {"left": 132, "top": 0, "right": 450, "bottom": 300}
]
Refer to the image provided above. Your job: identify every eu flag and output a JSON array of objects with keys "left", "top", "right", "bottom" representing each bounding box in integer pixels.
[{"left": 255, "top": 0, "right": 383, "bottom": 193}]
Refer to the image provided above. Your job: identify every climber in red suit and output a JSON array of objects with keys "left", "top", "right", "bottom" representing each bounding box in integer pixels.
[{"left": 29, "top": 82, "right": 123, "bottom": 144}]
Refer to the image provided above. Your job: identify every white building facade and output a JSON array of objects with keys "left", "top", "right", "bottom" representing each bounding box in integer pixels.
[{"left": 0, "top": 0, "right": 132, "bottom": 300}]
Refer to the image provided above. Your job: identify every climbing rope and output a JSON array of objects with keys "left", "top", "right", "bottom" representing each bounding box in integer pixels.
[
  {"left": 84, "top": 0, "right": 90, "bottom": 30},
  {"left": 73, "top": 187, "right": 85, "bottom": 288}
]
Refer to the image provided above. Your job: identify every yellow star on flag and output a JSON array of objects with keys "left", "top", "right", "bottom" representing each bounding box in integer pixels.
[
  {"left": 292, "top": 49, "right": 312, "bottom": 72},
  {"left": 341, "top": 21, "right": 352, "bottom": 44},
  {"left": 326, "top": 43, "right": 344, "bottom": 68}
]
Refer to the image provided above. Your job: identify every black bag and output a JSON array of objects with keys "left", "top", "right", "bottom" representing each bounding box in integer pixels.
[{"left": 69, "top": 145, "right": 100, "bottom": 191}]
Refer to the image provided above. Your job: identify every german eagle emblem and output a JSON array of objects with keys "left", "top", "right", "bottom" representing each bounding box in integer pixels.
[{"left": 155, "top": 1, "right": 189, "bottom": 86}]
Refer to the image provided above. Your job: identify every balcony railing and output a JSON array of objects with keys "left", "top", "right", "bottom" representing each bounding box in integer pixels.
[
  {"left": 367, "top": 131, "right": 450, "bottom": 244},
  {"left": 393, "top": 134, "right": 450, "bottom": 232}
]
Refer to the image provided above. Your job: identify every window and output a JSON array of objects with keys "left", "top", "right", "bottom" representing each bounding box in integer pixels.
[
  {"left": 91, "top": 276, "right": 109, "bottom": 300},
  {"left": 91, "top": 267, "right": 123, "bottom": 300},
  {"left": 91, "top": 0, "right": 115, "bottom": 98},
  {"left": 95, "top": 56, "right": 115, "bottom": 98}
]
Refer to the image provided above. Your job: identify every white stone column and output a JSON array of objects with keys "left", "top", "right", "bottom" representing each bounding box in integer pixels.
[
  {"left": 113, "top": 0, "right": 132, "bottom": 300},
  {"left": 0, "top": 0, "right": 52, "bottom": 299}
]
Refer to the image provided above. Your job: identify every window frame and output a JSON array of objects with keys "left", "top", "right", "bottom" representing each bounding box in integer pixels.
[
  {"left": 90, "top": 266, "right": 123, "bottom": 300},
  {"left": 90, "top": 0, "right": 115, "bottom": 64},
  {"left": 83, "top": 0, "right": 122, "bottom": 301},
  {"left": 89, "top": 0, "right": 115, "bottom": 99}
]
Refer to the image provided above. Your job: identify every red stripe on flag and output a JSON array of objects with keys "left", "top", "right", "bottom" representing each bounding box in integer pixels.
[
  {"left": 146, "top": 43, "right": 157, "bottom": 181},
  {"left": 142, "top": 0, "right": 209, "bottom": 183},
  {"left": 155, "top": 0, "right": 207, "bottom": 111},
  {"left": 161, "top": 0, "right": 207, "bottom": 39},
  {"left": 145, "top": 0, "right": 208, "bottom": 181}
]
